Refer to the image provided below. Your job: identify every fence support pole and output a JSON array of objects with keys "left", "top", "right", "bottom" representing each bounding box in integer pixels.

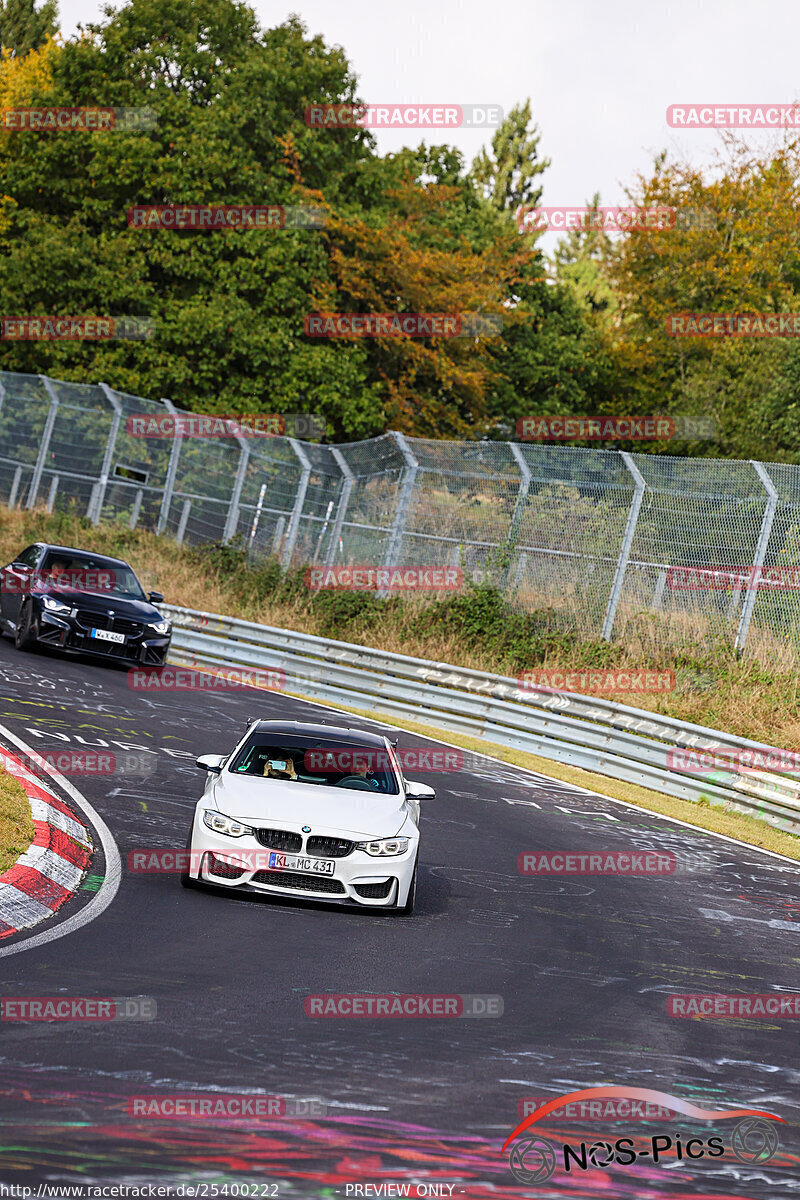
[
  {"left": 176, "top": 499, "right": 192, "bottom": 545},
  {"left": 46, "top": 475, "right": 59, "bottom": 513},
  {"left": 27, "top": 377, "right": 60, "bottom": 508},
  {"left": 156, "top": 398, "right": 181, "bottom": 535},
  {"left": 129, "top": 489, "right": 143, "bottom": 530},
  {"left": 503, "top": 443, "right": 532, "bottom": 589},
  {"left": 734, "top": 462, "right": 779, "bottom": 653},
  {"left": 383, "top": 432, "right": 419, "bottom": 569},
  {"left": 324, "top": 448, "right": 354, "bottom": 566},
  {"left": 8, "top": 466, "right": 22, "bottom": 509},
  {"left": 281, "top": 439, "right": 312, "bottom": 567},
  {"left": 223, "top": 432, "right": 251, "bottom": 543},
  {"left": 94, "top": 383, "right": 124, "bottom": 525},
  {"left": 601, "top": 451, "right": 646, "bottom": 641}
]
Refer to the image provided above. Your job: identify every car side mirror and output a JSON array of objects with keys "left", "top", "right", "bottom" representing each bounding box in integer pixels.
[
  {"left": 196, "top": 754, "right": 226, "bottom": 774},
  {"left": 148, "top": 591, "right": 164, "bottom": 604},
  {"left": 405, "top": 780, "right": 435, "bottom": 800}
]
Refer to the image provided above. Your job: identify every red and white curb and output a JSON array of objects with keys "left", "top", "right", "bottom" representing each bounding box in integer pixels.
[{"left": 0, "top": 749, "right": 92, "bottom": 940}]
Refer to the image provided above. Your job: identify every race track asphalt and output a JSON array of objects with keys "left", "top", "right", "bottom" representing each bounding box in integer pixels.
[{"left": 0, "top": 638, "right": 797, "bottom": 1198}]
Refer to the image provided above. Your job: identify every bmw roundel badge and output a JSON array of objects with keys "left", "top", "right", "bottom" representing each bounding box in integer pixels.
[{"left": 302, "top": 825, "right": 311, "bottom": 833}]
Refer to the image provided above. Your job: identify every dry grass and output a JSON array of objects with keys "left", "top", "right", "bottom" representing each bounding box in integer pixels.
[{"left": 0, "top": 768, "right": 34, "bottom": 874}]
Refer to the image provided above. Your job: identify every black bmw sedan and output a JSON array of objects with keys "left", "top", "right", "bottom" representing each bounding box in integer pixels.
[{"left": 0, "top": 543, "right": 171, "bottom": 666}]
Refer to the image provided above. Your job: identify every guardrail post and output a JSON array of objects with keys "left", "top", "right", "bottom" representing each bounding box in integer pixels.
[
  {"left": 156, "top": 398, "right": 181, "bottom": 534},
  {"left": 383, "top": 432, "right": 419, "bottom": 569},
  {"left": 94, "top": 383, "right": 124, "bottom": 525},
  {"left": 27, "top": 376, "right": 60, "bottom": 508},
  {"left": 601, "top": 451, "right": 646, "bottom": 641},
  {"left": 734, "top": 461, "right": 779, "bottom": 653},
  {"left": 222, "top": 431, "right": 251, "bottom": 543},
  {"left": 503, "top": 443, "right": 532, "bottom": 588},
  {"left": 324, "top": 448, "right": 354, "bottom": 566},
  {"left": 281, "top": 438, "right": 312, "bottom": 567}
]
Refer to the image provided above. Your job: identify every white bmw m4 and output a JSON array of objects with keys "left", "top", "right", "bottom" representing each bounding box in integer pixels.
[{"left": 182, "top": 719, "right": 430, "bottom": 914}]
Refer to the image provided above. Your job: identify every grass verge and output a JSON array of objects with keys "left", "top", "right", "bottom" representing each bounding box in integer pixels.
[{"left": 0, "top": 767, "right": 34, "bottom": 874}]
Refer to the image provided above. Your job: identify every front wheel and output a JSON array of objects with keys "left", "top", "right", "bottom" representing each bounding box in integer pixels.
[
  {"left": 180, "top": 828, "right": 200, "bottom": 889},
  {"left": 14, "top": 602, "right": 36, "bottom": 651},
  {"left": 392, "top": 858, "right": 417, "bottom": 916}
]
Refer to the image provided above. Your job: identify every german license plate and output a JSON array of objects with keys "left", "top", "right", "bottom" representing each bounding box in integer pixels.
[
  {"left": 91, "top": 628, "right": 125, "bottom": 644},
  {"left": 268, "top": 852, "right": 335, "bottom": 875}
]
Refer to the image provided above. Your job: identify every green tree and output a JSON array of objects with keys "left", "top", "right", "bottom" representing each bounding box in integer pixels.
[
  {"left": 469, "top": 100, "right": 550, "bottom": 214},
  {"left": 552, "top": 191, "right": 617, "bottom": 326},
  {"left": 0, "top": 0, "right": 56, "bottom": 55}
]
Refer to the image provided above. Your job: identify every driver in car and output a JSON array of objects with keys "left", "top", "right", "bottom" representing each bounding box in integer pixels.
[{"left": 263, "top": 755, "right": 298, "bottom": 781}]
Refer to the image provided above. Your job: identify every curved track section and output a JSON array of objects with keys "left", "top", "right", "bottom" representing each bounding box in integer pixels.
[{"left": 0, "top": 641, "right": 796, "bottom": 1198}]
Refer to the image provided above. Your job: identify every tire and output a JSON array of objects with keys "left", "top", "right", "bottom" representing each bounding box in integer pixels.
[
  {"left": 392, "top": 857, "right": 417, "bottom": 916},
  {"left": 14, "top": 602, "right": 37, "bottom": 651},
  {"left": 180, "top": 828, "right": 201, "bottom": 889}
]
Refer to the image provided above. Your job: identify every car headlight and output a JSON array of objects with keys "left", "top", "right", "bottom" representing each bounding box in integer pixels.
[
  {"left": 147, "top": 619, "right": 171, "bottom": 635},
  {"left": 202, "top": 810, "right": 253, "bottom": 838},
  {"left": 356, "top": 837, "right": 409, "bottom": 856},
  {"left": 42, "top": 596, "right": 71, "bottom": 614}
]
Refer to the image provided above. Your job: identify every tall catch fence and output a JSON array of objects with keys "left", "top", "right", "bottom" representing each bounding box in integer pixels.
[{"left": 1, "top": 370, "right": 799, "bottom": 653}]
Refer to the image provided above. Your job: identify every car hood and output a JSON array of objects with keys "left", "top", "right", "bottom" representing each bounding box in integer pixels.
[
  {"left": 210, "top": 772, "right": 406, "bottom": 838},
  {"left": 36, "top": 587, "right": 162, "bottom": 621}
]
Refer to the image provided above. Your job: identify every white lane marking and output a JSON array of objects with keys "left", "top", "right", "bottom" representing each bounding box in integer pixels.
[
  {"left": 280, "top": 692, "right": 800, "bottom": 867},
  {"left": 0, "top": 721, "right": 121, "bottom": 958}
]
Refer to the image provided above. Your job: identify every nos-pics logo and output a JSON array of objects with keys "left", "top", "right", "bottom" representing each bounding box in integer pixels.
[{"left": 503, "top": 1086, "right": 782, "bottom": 1184}]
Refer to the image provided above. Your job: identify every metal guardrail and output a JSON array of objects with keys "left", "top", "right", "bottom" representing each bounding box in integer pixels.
[{"left": 162, "top": 604, "right": 800, "bottom": 837}]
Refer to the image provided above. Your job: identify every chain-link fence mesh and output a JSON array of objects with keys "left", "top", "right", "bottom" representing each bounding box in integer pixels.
[{"left": 2, "top": 370, "right": 800, "bottom": 652}]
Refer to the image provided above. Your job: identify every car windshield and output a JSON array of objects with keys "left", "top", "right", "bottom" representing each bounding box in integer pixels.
[
  {"left": 229, "top": 735, "right": 401, "bottom": 795},
  {"left": 37, "top": 552, "right": 146, "bottom": 600}
]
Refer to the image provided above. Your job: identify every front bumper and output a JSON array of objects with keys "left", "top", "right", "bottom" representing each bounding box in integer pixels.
[
  {"left": 36, "top": 611, "right": 171, "bottom": 665},
  {"left": 188, "top": 821, "right": 418, "bottom": 908}
]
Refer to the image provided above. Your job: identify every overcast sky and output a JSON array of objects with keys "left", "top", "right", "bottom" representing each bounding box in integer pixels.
[{"left": 57, "top": 0, "right": 800, "bottom": 251}]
